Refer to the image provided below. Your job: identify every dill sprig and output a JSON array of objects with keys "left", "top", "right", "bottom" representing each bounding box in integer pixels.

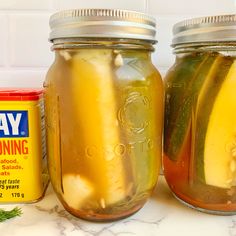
[{"left": 0, "top": 207, "right": 22, "bottom": 222}]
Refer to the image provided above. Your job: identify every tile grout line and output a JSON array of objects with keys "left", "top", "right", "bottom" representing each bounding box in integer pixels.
[
  {"left": 5, "top": 13, "right": 10, "bottom": 69},
  {"left": 0, "top": 67, "right": 50, "bottom": 71},
  {"left": 0, "top": 9, "right": 56, "bottom": 14},
  {"left": 145, "top": 0, "right": 149, "bottom": 13}
]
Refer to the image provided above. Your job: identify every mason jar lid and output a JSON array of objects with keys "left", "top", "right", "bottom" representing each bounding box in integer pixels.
[
  {"left": 172, "top": 14, "right": 236, "bottom": 46},
  {"left": 49, "top": 9, "right": 157, "bottom": 42}
]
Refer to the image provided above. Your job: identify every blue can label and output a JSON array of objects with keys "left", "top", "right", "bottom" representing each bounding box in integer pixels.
[{"left": 0, "top": 111, "right": 29, "bottom": 138}]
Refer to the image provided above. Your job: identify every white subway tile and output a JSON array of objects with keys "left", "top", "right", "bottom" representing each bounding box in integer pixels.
[
  {"left": 152, "top": 16, "right": 178, "bottom": 69},
  {"left": 0, "top": 0, "right": 53, "bottom": 10},
  {"left": 153, "top": 15, "right": 200, "bottom": 70},
  {"left": 0, "top": 70, "right": 46, "bottom": 88},
  {"left": 158, "top": 67, "right": 168, "bottom": 78},
  {"left": 58, "top": 0, "right": 146, "bottom": 12},
  {"left": 0, "top": 14, "right": 8, "bottom": 66},
  {"left": 9, "top": 13, "right": 54, "bottom": 67},
  {"left": 148, "top": 0, "right": 236, "bottom": 15}
]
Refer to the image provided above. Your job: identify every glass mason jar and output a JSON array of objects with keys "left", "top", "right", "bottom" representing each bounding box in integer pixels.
[
  {"left": 44, "top": 9, "right": 163, "bottom": 221},
  {"left": 164, "top": 14, "right": 236, "bottom": 215}
]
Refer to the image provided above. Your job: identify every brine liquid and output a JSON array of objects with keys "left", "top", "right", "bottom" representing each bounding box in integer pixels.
[
  {"left": 164, "top": 154, "right": 236, "bottom": 214},
  {"left": 45, "top": 49, "right": 163, "bottom": 221}
]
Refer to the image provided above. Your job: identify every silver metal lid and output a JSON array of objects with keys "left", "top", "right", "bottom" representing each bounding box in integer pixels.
[
  {"left": 49, "top": 9, "right": 156, "bottom": 42},
  {"left": 172, "top": 14, "right": 236, "bottom": 46}
]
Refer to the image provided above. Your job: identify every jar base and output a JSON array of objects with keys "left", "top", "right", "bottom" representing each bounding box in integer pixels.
[
  {"left": 63, "top": 202, "right": 144, "bottom": 222},
  {"left": 173, "top": 193, "right": 236, "bottom": 216}
]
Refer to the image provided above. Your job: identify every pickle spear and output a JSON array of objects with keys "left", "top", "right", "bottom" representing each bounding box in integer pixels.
[
  {"left": 114, "top": 54, "right": 163, "bottom": 194},
  {"left": 201, "top": 59, "right": 236, "bottom": 188},
  {"left": 63, "top": 49, "right": 127, "bottom": 209},
  {"left": 164, "top": 53, "right": 212, "bottom": 161},
  {"left": 192, "top": 55, "right": 233, "bottom": 184}
]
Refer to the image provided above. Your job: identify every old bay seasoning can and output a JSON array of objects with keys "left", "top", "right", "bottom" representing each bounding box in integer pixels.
[{"left": 0, "top": 89, "right": 48, "bottom": 203}]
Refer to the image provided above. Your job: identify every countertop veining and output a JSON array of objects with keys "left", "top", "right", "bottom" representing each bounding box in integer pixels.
[{"left": 0, "top": 176, "right": 236, "bottom": 236}]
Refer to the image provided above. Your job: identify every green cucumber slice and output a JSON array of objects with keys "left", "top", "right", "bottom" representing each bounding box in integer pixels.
[{"left": 164, "top": 53, "right": 217, "bottom": 161}]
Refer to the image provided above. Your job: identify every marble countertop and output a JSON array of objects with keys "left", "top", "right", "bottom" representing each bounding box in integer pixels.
[{"left": 0, "top": 176, "right": 236, "bottom": 236}]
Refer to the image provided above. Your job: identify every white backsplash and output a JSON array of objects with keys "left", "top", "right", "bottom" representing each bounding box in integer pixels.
[
  {"left": 148, "top": 0, "right": 236, "bottom": 15},
  {"left": 0, "top": 0, "right": 235, "bottom": 87},
  {"left": 57, "top": 0, "right": 146, "bottom": 12}
]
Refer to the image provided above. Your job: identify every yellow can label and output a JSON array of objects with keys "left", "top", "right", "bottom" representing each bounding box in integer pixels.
[{"left": 0, "top": 98, "right": 48, "bottom": 203}]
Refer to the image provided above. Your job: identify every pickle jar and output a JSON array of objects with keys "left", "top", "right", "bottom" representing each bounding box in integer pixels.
[
  {"left": 164, "top": 14, "right": 236, "bottom": 215},
  {"left": 44, "top": 9, "right": 163, "bottom": 221}
]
